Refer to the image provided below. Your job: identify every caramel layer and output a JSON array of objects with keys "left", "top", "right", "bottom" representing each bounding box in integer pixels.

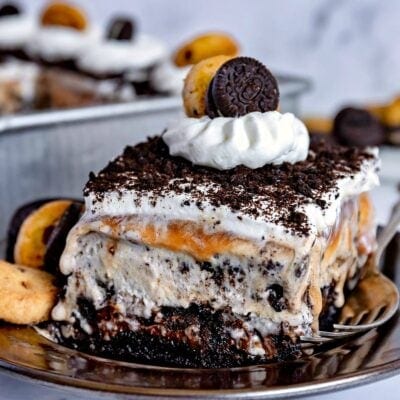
[{"left": 102, "top": 217, "right": 256, "bottom": 261}]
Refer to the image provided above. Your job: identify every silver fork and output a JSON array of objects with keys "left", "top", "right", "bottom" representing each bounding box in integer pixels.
[{"left": 301, "top": 199, "right": 400, "bottom": 345}]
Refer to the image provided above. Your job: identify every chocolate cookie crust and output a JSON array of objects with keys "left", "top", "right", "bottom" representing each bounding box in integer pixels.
[{"left": 85, "top": 136, "right": 376, "bottom": 236}]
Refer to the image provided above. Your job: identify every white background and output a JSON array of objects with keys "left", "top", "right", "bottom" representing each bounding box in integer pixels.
[{"left": 18, "top": 0, "right": 400, "bottom": 115}]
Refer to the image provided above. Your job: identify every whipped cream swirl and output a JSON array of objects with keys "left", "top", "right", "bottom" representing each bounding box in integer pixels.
[{"left": 163, "top": 111, "right": 310, "bottom": 170}]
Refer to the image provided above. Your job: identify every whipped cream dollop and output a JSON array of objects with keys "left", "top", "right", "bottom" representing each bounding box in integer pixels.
[
  {"left": 0, "top": 15, "right": 36, "bottom": 49},
  {"left": 77, "top": 34, "right": 167, "bottom": 76},
  {"left": 150, "top": 60, "right": 191, "bottom": 94},
  {"left": 163, "top": 111, "right": 310, "bottom": 170},
  {"left": 26, "top": 25, "right": 100, "bottom": 62}
]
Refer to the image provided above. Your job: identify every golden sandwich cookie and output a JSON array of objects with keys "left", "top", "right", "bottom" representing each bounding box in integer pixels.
[
  {"left": 174, "top": 32, "right": 239, "bottom": 67},
  {"left": 41, "top": 1, "right": 87, "bottom": 31},
  {"left": 183, "top": 55, "right": 232, "bottom": 118}
]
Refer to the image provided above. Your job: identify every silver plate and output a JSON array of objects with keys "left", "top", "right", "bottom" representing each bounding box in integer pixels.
[{"left": 0, "top": 234, "right": 399, "bottom": 399}]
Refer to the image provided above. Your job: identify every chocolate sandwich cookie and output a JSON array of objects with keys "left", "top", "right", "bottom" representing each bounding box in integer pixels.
[
  {"left": 206, "top": 56, "right": 279, "bottom": 118},
  {"left": 333, "top": 107, "right": 385, "bottom": 147},
  {"left": 106, "top": 17, "right": 135, "bottom": 41},
  {"left": 0, "top": 3, "right": 20, "bottom": 17}
]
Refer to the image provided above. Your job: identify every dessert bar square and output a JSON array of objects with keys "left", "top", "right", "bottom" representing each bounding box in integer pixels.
[{"left": 50, "top": 135, "right": 379, "bottom": 367}]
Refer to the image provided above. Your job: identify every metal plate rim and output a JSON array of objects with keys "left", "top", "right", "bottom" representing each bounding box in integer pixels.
[{"left": 0, "top": 329, "right": 399, "bottom": 399}]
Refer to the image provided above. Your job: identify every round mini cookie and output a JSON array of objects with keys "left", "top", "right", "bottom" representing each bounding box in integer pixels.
[
  {"left": 174, "top": 32, "right": 239, "bottom": 67},
  {"left": 106, "top": 17, "right": 135, "bottom": 41},
  {"left": 0, "top": 260, "right": 58, "bottom": 324},
  {"left": 207, "top": 57, "right": 279, "bottom": 118},
  {"left": 333, "top": 107, "right": 385, "bottom": 147},
  {"left": 41, "top": 1, "right": 87, "bottom": 31},
  {"left": 183, "top": 55, "right": 233, "bottom": 118}
]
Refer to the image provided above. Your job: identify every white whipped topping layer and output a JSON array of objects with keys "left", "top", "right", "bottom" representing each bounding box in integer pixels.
[
  {"left": 304, "top": 147, "right": 380, "bottom": 235},
  {"left": 150, "top": 60, "right": 191, "bottom": 94},
  {"left": 85, "top": 187, "right": 314, "bottom": 256},
  {"left": 0, "top": 15, "right": 36, "bottom": 49},
  {"left": 82, "top": 148, "right": 378, "bottom": 256},
  {"left": 26, "top": 25, "right": 100, "bottom": 62},
  {"left": 77, "top": 34, "right": 167, "bottom": 76},
  {"left": 163, "top": 111, "right": 310, "bottom": 170}
]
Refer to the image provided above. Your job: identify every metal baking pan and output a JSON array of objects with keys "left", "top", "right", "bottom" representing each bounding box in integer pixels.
[
  {"left": 0, "top": 74, "right": 311, "bottom": 132},
  {"left": 0, "top": 74, "right": 310, "bottom": 237}
]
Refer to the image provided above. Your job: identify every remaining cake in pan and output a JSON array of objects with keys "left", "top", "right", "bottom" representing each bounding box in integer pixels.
[
  {"left": 26, "top": 2, "right": 99, "bottom": 70},
  {"left": 76, "top": 16, "right": 166, "bottom": 98},
  {"left": 47, "top": 57, "right": 379, "bottom": 368},
  {"left": 0, "top": 1, "right": 174, "bottom": 114}
]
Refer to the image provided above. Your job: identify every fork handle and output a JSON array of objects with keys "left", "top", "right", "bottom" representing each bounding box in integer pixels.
[{"left": 376, "top": 199, "right": 400, "bottom": 264}]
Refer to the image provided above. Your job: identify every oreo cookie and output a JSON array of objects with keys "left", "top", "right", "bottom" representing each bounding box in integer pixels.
[
  {"left": 106, "top": 17, "right": 135, "bottom": 41},
  {"left": 333, "top": 107, "right": 385, "bottom": 147},
  {"left": 0, "top": 3, "right": 20, "bottom": 17},
  {"left": 44, "top": 201, "right": 83, "bottom": 273},
  {"left": 206, "top": 57, "right": 279, "bottom": 118}
]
